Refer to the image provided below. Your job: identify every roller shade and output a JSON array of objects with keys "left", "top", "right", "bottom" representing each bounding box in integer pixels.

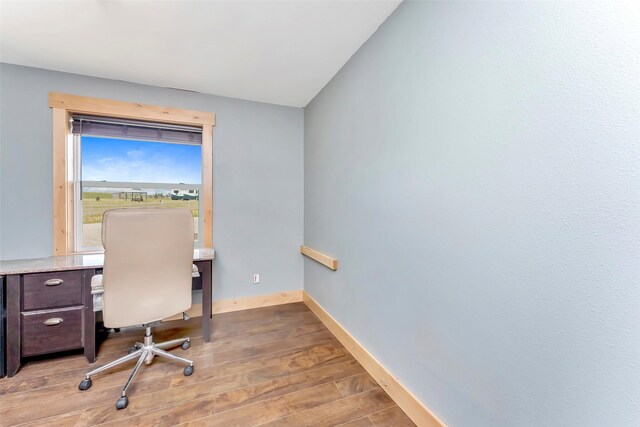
[{"left": 71, "top": 115, "right": 202, "bottom": 145}]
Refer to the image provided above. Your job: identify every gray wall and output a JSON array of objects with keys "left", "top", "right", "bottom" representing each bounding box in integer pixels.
[
  {"left": 0, "top": 63, "right": 304, "bottom": 300},
  {"left": 304, "top": 2, "right": 640, "bottom": 426}
]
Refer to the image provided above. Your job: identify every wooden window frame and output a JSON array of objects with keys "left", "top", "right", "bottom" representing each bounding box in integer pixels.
[{"left": 49, "top": 92, "right": 215, "bottom": 255}]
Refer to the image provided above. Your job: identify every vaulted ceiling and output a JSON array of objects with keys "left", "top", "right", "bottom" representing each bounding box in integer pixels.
[{"left": 0, "top": 0, "right": 401, "bottom": 107}]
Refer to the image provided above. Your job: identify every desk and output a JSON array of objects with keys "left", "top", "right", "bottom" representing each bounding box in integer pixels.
[{"left": 0, "top": 248, "right": 214, "bottom": 377}]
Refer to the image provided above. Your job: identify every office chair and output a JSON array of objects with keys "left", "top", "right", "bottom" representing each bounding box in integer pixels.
[{"left": 78, "top": 208, "right": 195, "bottom": 410}]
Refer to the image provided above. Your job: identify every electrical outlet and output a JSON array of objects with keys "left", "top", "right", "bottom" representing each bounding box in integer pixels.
[{"left": 253, "top": 274, "right": 260, "bottom": 284}]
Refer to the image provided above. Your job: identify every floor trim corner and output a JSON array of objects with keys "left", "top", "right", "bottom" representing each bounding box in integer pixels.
[{"left": 302, "top": 291, "right": 445, "bottom": 427}]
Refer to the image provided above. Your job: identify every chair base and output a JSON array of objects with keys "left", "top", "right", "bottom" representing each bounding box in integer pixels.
[{"left": 79, "top": 327, "right": 193, "bottom": 410}]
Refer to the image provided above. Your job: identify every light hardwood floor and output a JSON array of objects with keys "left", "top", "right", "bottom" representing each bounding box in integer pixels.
[{"left": 0, "top": 302, "right": 415, "bottom": 426}]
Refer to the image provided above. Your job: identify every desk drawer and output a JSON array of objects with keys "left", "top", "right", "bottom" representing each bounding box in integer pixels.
[
  {"left": 21, "top": 307, "right": 83, "bottom": 356},
  {"left": 23, "top": 271, "right": 82, "bottom": 311}
]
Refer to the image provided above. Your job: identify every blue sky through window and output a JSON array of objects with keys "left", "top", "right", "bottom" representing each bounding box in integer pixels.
[{"left": 81, "top": 136, "right": 202, "bottom": 184}]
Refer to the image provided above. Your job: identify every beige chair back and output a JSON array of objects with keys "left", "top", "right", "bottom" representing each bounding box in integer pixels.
[{"left": 101, "top": 208, "right": 194, "bottom": 328}]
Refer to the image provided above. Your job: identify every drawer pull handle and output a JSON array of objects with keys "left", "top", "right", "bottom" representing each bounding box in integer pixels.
[
  {"left": 44, "top": 318, "right": 64, "bottom": 326},
  {"left": 44, "top": 279, "right": 64, "bottom": 286}
]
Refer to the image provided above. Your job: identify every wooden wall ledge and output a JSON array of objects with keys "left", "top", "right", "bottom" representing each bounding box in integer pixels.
[{"left": 300, "top": 245, "right": 338, "bottom": 270}]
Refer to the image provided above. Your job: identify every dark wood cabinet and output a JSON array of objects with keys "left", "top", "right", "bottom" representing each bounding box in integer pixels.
[
  {"left": 1, "top": 250, "right": 213, "bottom": 377},
  {"left": 23, "top": 270, "right": 83, "bottom": 311},
  {"left": 5, "top": 268, "right": 97, "bottom": 377},
  {"left": 0, "top": 276, "right": 5, "bottom": 378},
  {"left": 21, "top": 306, "right": 84, "bottom": 356}
]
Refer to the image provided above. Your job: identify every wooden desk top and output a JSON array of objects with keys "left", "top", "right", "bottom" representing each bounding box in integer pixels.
[{"left": 0, "top": 248, "right": 215, "bottom": 276}]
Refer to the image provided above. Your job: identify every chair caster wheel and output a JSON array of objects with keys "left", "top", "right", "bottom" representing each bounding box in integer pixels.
[
  {"left": 128, "top": 346, "right": 138, "bottom": 354},
  {"left": 78, "top": 378, "right": 92, "bottom": 391},
  {"left": 181, "top": 340, "right": 190, "bottom": 350},
  {"left": 116, "top": 396, "right": 129, "bottom": 410},
  {"left": 183, "top": 365, "right": 194, "bottom": 376}
]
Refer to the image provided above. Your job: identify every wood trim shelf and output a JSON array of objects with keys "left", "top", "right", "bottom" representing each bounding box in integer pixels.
[
  {"left": 303, "top": 292, "right": 446, "bottom": 427},
  {"left": 300, "top": 245, "right": 338, "bottom": 270}
]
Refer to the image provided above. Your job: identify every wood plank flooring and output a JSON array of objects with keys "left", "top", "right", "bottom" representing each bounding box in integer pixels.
[{"left": 0, "top": 302, "right": 415, "bottom": 427}]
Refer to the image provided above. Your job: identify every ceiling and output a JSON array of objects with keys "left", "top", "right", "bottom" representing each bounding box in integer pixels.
[{"left": 0, "top": 0, "right": 401, "bottom": 107}]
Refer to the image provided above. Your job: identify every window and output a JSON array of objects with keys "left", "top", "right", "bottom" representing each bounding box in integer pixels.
[
  {"left": 50, "top": 93, "right": 215, "bottom": 255},
  {"left": 75, "top": 134, "right": 202, "bottom": 251}
]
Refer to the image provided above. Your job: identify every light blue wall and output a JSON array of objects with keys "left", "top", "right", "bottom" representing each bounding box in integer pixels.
[
  {"left": 0, "top": 63, "right": 304, "bottom": 300},
  {"left": 304, "top": 2, "right": 640, "bottom": 426}
]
